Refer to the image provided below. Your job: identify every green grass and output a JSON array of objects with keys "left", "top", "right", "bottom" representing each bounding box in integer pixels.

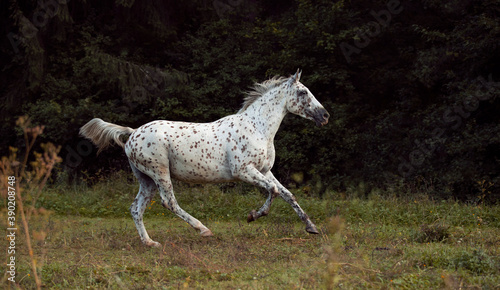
[{"left": 1, "top": 172, "right": 499, "bottom": 289}]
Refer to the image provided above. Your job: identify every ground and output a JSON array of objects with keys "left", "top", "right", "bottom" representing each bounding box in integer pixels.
[{"left": 1, "top": 173, "right": 499, "bottom": 289}]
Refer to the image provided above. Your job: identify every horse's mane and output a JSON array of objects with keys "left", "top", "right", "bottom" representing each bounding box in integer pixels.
[{"left": 238, "top": 76, "right": 288, "bottom": 113}]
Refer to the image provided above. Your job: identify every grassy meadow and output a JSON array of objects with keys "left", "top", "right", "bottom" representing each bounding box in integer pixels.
[{"left": 1, "top": 172, "right": 499, "bottom": 289}]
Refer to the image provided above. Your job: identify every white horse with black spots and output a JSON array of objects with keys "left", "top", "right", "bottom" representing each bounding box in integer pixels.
[{"left": 80, "top": 69, "right": 330, "bottom": 247}]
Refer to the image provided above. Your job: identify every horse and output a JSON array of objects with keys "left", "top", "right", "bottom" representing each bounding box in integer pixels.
[{"left": 80, "top": 69, "right": 330, "bottom": 247}]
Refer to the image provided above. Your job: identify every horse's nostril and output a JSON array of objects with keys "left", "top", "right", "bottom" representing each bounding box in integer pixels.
[{"left": 323, "top": 112, "right": 330, "bottom": 119}]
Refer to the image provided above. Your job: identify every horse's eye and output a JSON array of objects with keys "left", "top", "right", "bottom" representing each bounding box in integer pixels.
[{"left": 298, "top": 90, "right": 307, "bottom": 96}]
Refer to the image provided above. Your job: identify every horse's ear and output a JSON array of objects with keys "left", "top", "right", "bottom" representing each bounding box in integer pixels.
[{"left": 289, "top": 69, "right": 302, "bottom": 84}]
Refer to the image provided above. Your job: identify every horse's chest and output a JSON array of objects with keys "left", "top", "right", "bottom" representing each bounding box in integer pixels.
[
  {"left": 244, "top": 142, "right": 275, "bottom": 173},
  {"left": 263, "top": 143, "right": 276, "bottom": 170}
]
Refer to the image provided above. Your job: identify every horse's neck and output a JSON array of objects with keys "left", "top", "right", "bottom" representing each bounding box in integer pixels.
[{"left": 242, "top": 87, "right": 287, "bottom": 140}]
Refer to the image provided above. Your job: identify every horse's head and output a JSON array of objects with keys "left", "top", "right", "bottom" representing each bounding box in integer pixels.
[{"left": 284, "top": 69, "right": 330, "bottom": 127}]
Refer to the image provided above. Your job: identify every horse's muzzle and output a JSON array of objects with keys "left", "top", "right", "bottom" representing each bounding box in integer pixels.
[{"left": 312, "top": 108, "right": 330, "bottom": 127}]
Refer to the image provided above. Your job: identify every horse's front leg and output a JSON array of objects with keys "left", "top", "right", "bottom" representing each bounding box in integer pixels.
[
  {"left": 268, "top": 173, "right": 319, "bottom": 234},
  {"left": 236, "top": 168, "right": 279, "bottom": 222},
  {"left": 246, "top": 171, "right": 279, "bottom": 222},
  {"left": 238, "top": 168, "right": 319, "bottom": 234}
]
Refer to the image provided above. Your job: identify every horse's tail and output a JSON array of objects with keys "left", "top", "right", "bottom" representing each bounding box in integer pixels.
[{"left": 80, "top": 118, "right": 135, "bottom": 154}]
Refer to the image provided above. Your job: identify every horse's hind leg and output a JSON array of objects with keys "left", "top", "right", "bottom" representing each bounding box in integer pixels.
[
  {"left": 154, "top": 168, "right": 213, "bottom": 237},
  {"left": 130, "top": 164, "right": 161, "bottom": 247}
]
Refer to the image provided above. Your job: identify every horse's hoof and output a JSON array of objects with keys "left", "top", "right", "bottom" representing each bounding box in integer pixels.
[
  {"left": 247, "top": 210, "right": 257, "bottom": 223},
  {"left": 200, "top": 229, "right": 213, "bottom": 237},
  {"left": 144, "top": 240, "right": 162, "bottom": 248},
  {"left": 306, "top": 224, "right": 320, "bottom": 234}
]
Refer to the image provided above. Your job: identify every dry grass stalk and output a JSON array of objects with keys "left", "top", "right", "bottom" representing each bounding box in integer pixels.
[{"left": 0, "top": 116, "right": 61, "bottom": 289}]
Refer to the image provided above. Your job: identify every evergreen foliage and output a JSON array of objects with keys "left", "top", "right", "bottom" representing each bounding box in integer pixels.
[{"left": 2, "top": 0, "right": 499, "bottom": 201}]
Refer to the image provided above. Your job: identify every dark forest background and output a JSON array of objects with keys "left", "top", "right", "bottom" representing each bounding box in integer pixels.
[{"left": 1, "top": 0, "right": 499, "bottom": 202}]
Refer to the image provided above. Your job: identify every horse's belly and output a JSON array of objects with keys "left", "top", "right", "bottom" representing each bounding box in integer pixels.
[{"left": 169, "top": 158, "right": 234, "bottom": 183}]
